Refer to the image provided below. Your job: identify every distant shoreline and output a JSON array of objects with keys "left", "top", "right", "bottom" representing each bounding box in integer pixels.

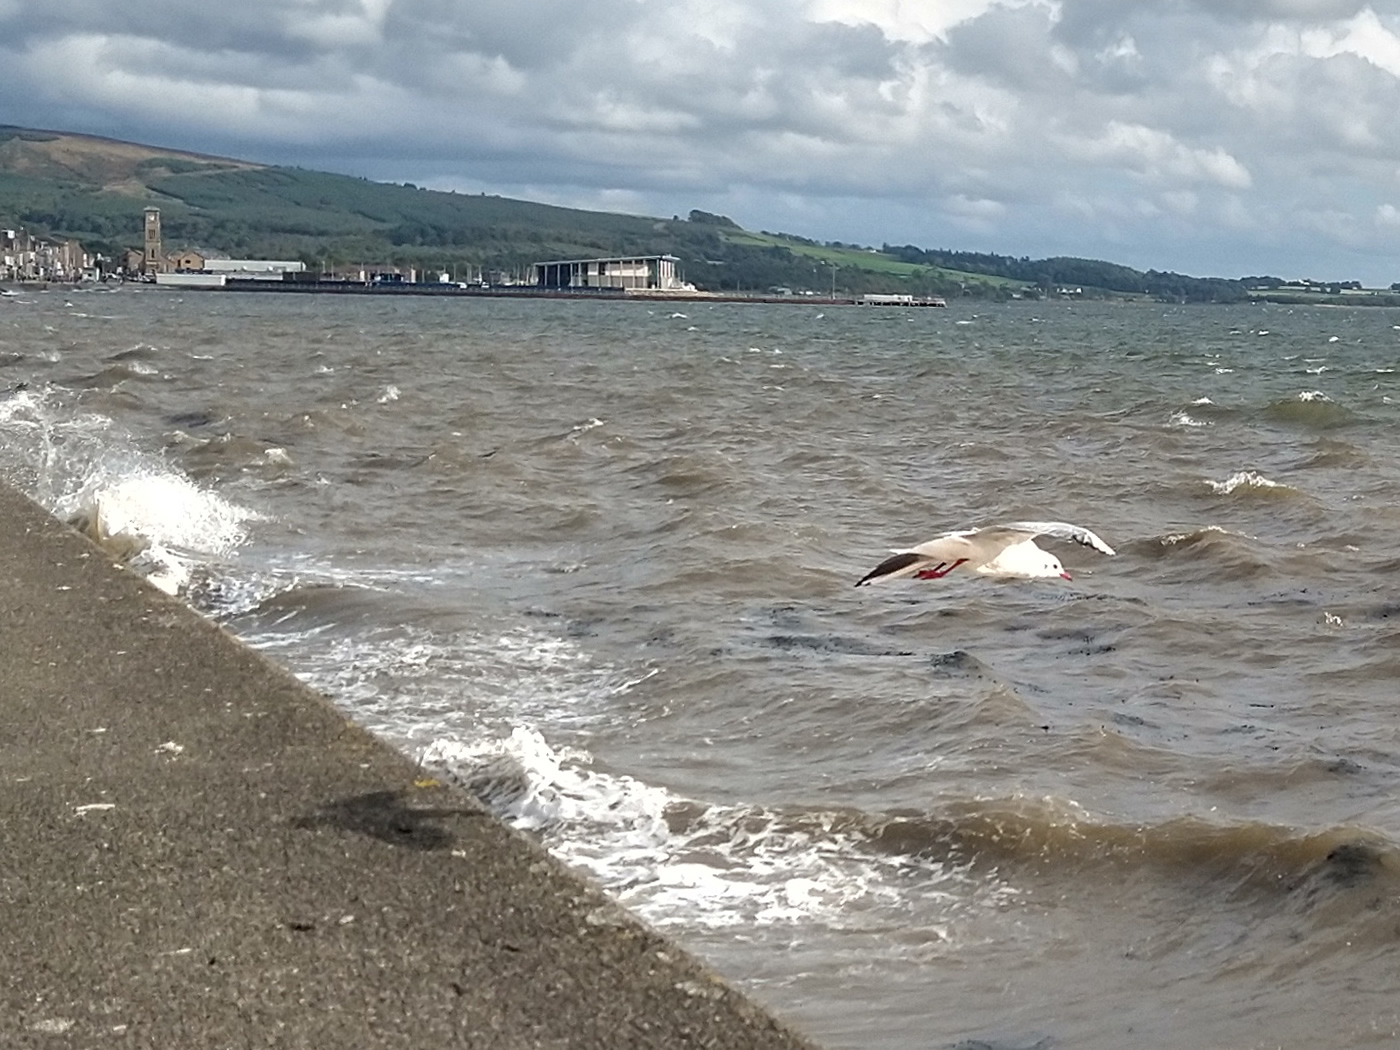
[
  {"left": 10, "top": 279, "right": 1400, "bottom": 308},
  {"left": 1246, "top": 291, "right": 1400, "bottom": 308},
  {"left": 141, "top": 279, "right": 949, "bottom": 307}
]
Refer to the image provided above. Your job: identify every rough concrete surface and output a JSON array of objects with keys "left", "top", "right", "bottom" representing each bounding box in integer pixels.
[{"left": 0, "top": 482, "right": 821, "bottom": 1049}]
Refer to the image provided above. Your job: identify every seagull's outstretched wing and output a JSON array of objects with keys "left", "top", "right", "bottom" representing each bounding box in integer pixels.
[{"left": 994, "top": 521, "right": 1117, "bottom": 557}]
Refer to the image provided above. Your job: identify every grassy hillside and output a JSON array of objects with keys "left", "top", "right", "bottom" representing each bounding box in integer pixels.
[
  {"left": 0, "top": 124, "right": 1256, "bottom": 301},
  {"left": 0, "top": 124, "right": 1028, "bottom": 295}
]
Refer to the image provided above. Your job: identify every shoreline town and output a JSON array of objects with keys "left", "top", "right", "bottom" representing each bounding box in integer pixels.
[{"left": 3, "top": 206, "right": 947, "bottom": 307}]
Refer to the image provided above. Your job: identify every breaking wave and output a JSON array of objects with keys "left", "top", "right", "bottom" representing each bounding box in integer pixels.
[
  {"left": 424, "top": 727, "right": 1400, "bottom": 937},
  {"left": 0, "top": 384, "right": 257, "bottom": 594},
  {"left": 1260, "top": 391, "right": 1354, "bottom": 428},
  {"left": 1207, "top": 471, "right": 1298, "bottom": 498}
]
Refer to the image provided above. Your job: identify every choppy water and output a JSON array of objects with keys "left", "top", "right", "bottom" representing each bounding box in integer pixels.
[{"left": 4, "top": 286, "right": 1400, "bottom": 1048}]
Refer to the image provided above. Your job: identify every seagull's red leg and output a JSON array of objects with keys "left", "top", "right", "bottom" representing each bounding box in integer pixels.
[{"left": 915, "top": 558, "right": 968, "bottom": 580}]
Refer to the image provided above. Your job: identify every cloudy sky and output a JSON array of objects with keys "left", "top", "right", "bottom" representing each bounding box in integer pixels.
[{"left": 3, "top": 0, "right": 1400, "bottom": 283}]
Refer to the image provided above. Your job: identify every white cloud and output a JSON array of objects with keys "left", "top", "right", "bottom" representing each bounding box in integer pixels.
[
  {"left": 802, "top": 0, "right": 1025, "bottom": 43},
  {"left": 1064, "top": 122, "right": 1253, "bottom": 190},
  {"left": 1299, "top": 8, "right": 1400, "bottom": 75}
]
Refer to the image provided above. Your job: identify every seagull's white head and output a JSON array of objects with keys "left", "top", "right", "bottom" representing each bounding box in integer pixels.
[{"left": 1043, "top": 552, "right": 1071, "bottom": 580}]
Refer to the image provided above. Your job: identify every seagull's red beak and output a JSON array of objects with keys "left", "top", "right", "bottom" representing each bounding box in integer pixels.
[{"left": 1060, "top": 570, "right": 1073, "bottom": 580}]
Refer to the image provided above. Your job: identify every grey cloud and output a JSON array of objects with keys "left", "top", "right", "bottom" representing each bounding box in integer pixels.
[
  {"left": 381, "top": 0, "right": 640, "bottom": 74},
  {"left": 1, "top": 0, "right": 1400, "bottom": 281},
  {"left": 0, "top": 0, "right": 333, "bottom": 62},
  {"left": 939, "top": 4, "right": 1069, "bottom": 93},
  {"left": 1184, "top": 0, "right": 1374, "bottom": 21}
]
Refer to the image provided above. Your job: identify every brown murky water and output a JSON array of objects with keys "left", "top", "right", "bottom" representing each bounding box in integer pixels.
[{"left": 5, "top": 286, "right": 1400, "bottom": 1048}]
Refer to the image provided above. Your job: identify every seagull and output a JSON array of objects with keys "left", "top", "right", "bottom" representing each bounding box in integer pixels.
[{"left": 855, "top": 521, "right": 1116, "bottom": 586}]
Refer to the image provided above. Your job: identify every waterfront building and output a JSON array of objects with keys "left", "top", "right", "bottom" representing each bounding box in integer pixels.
[
  {"left": 533, "top": 255, "right": 687, "bottom": 292},
  {"left": 168, "top": 249, "right": 205, "bottom": 272},
  {"left": 201, "top": 258, "right": 306, "bottom": 279},
  {"left": 0, "top": 226, "right": 92, "bottom": 282}
]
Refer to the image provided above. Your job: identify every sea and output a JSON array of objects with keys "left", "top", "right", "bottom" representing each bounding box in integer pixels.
[{"left": 3, "top": 285, "right": 1400, "bottom": 1049}]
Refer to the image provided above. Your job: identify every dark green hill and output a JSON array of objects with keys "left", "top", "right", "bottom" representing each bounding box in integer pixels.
[{"left": 0, "top": 124, "right": 1253, "bottom": 300}]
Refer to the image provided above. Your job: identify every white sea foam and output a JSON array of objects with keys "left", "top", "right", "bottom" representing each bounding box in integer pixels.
[
  {"left": 0, "top": 386, "right": 258, "bottom": 594},
  {"left": 376, "top": 384, "right": 401, "bottom": 403},
  {"left": 240, "top": 605, "right": 644, "bottom": 745},
  {"left": 1208, "top": 471, "right": 1284, "bottom": 495},
  {"left": 70, "top": 473, "right": 258, "bottom": 594},
  {"left": 1297, "top": 390, "right": 1331, "bottom": 401},
  {"left": 422, "top": 726, "right": 990, "bottom": 934},
  {"left": 1169, "top": 411, "right": 1208, "bottom": 428}
]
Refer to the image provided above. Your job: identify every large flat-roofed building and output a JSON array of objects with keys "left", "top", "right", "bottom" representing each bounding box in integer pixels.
[
  {"left": 203, "top": 258, "right": 306, "bottom": 279},
  {"left": 534, "top": 254, "right": 683, "bottom": 291}
]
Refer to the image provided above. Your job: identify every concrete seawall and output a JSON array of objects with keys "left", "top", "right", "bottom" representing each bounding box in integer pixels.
[{"left": 0, "top": 482, "right": 820, "bottom": 1049}]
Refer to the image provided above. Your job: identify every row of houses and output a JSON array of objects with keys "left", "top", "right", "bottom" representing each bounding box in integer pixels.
[{"left": 1, "top": 227, "right": 95, "bottom": 282}]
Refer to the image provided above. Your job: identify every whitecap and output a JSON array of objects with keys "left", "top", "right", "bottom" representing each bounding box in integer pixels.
[
  {"left": 1169, "top": 411, "right": 1208, "bottom": 428},
  {"left": 1208, "top": 471, "right": 1285, "bottom": 495},
  {"left": 1297, "top": 390, "right": 1331, "bottom": 402},
  {"left": 1162, "top": 524, "right": 1231, "bottom": 545}
]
